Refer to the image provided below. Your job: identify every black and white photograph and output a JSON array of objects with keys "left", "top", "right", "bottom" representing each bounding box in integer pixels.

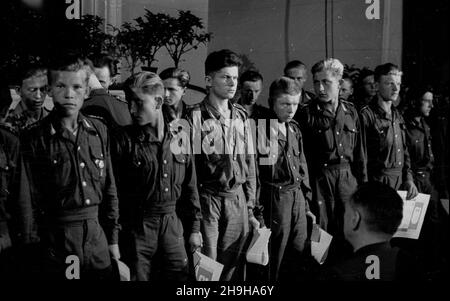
[{"left": 0, "top": 0, "right": 448, "bottom": 293}]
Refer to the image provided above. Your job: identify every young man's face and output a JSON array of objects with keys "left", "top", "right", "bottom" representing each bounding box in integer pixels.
[
  {"left": 313, "top": 70, "right": 341, "bottom": 103},
  {"left": 163, "top": 78, "right": 186, "bottom": 107},
  {"left": 19, "top": 75, "right": 48, "bottom": 112},
  {"left": 206, "top": 66, "right": 238, "bottom": 100},
  {"left": 94, "top": 66, "right": 112, "bottom": 90},
  {"left": 339, "top": 79, "right": 353, "bottom": 101},
  {"left": 285, "top": 67, "right": 307, "bottom": 90},
  {"left": 377, "top": 73, "right": 402, "bottom": 102},
  {"left": 129, "top": 87, "right": 164, "bottom": 126},
  {"left": 241, "top": 80, "right": 262, "bottom": 106},
  {"left": 420, "top": 92, "right": 433, "bottom": 117},
  {"left": 272, "top": 93, "right": 300, "bottom": 123},
  {"left": 49, "top": 70, "right": 89, "bottom": 118},
  {"left": 362, "top": 75, "right": 377, "bottom": 97}
]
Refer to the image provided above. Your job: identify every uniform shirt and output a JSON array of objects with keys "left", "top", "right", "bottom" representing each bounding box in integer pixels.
[
  {"left": 163, "top": 100, "right": 191, "bottom": 123},
  {"left": 2, "top": 101, "right": 50, "bottom": 132},
  {"left": 0, "top": 125, "right": 32, "bottom": 244},
  {"left": 293, "top": 89, "right": 315, "bottom": 123},
  {"left": 258, "top": 120, "right": 311, "bottom": 199},
  {"left": 110, "top": 122, "right": 202, "bottom": 233},
  {"left": 186, "top": 98, "right": 257, "bottom": 214},
  {"left": 299, "top": 100, "right": 367, "bottom": 183},
  {"left": 405, "top": 115, "right": 434, "bottom": 172},
  {"left": 20, "top": 111, "right": 119, "bottom": 244},
  {"left": 236, "top": 100, "right": 272, "bottom": 121},
  {"left": 82, "top": 88, "right": 132, "bottom": 128},
  {"left": 360, "top": 100, "right": 413, "bottom": 183},
  {"left": 405, "top": 117, "right": 434, "bottom": 171}
]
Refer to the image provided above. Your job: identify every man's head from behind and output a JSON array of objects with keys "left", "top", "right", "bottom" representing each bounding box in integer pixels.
[
  {"left": 344, "top": 182, "right": 403, "bottom": 251},
  {"left": 16, "top": 64, "right": 48, "bottom": 112},
  {"left": 204, "top": 49, "right": 241, "bottom": 100},
  {"left": 268, "top": 76, "right": 301, "bottom": 123},
  {"left": 239, "top": 70, "right": 263, "bottom": 106},
  {"left": 124, "top": 72, "right": 164, "bottom": 126},
  {"left": 47, "top": 55, "right": 91, "bottom": 118},
  {"left": 339, "top": 76, "right": 354, "bottom": 101}
]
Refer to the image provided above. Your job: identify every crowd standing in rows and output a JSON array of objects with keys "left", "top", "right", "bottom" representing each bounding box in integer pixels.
[{"left": 0, "top": 49, "right": 448, "bottom": 281}]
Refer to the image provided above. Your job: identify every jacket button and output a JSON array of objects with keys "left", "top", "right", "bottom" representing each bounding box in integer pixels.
[
  {"left": 163, "top": 173, "right": 168, "bottom": 178},
  {"left": 164, "top": 188, "right": 169, "bottom": 192},
  {"left": 85, "top": 199, "right": 91, "bottom": 205},
  {"left": 80, "top": 162, "right": 85, "bottom": 168},
  {"left": 163, "top": 160, "right": 167, "bottom": 164},
  {"left": 82, "top": 181, "right": 87, "bottom": 187}
]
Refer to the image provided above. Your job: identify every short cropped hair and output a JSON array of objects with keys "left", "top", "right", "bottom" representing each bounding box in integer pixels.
[
  {"left": 311, "top": 58, "right": 344, "bottom": 80},
  {"left": 239, "top": 70, "right": 263, "bottom": 86},
  {"left": 268, "top": 76, "right": 301, "bottom": 109},
  {"left": 123, "top": 72, "right": 164, "bottom": 104},
  {"left": 374, "top": 63, "right": 402, "bottom": 82},
  {"left": 159, "top": 67, "right": 191, "bottom": 88},
  {"left": 48, "top": 54, "right": 91, "bottom": 85},
  {"left": 342, "top": 75, "right": 354, "bottom": 87},
  {"left": 359, "top": 68, "right": 374, "bottom": 82},
  {"left": 283, "top": 60, "right": 306, "bottom": 75},
  {"left": 205, "top": 49, "right": 242, "bottom": 76},
  {"left": 19, "top": 64, "right": 47, "bottom": 83},
  {"left": 350, "top": 182, "right": 403, "bottom": 235},
  {"left": 407, "top": 85, "right": 434, "bottom": 108},
  {"left": 91, "top": 54, "right": 118, "bottom": 76}
]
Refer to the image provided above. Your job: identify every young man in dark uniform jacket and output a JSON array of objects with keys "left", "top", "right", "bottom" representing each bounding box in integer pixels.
[
  {"left": 0, "top": 124, "right": 33, "bottom": 279},
  {"left": 20, "top": 56, "right": 120, "bottom": 280},
  {"left": 360, "top": 63, "right": 418, "bottom": 200},
  {"left": 111, "top": 72, "right": 202, "bottom": 281},
  {"left": 257, "top": 76, "right": 313, "bottom": 281},
  {"left": 185, "top": 49, "right": 259, "bottom": 281},
  {"left": 299, "top": 58, "right": 366, "bottom": 264},
  {"left": 402, "top": 86, "right": 448, "bottom": 279}
]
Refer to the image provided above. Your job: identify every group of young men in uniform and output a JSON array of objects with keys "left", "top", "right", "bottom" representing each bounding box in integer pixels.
[{"left": 0, "top": 48, "right": 447, "bottom": 281}]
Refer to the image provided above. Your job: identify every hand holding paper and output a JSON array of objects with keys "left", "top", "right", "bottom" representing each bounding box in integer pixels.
[{"left": 246, "top": 226, "right": 271, "bottom": 266}]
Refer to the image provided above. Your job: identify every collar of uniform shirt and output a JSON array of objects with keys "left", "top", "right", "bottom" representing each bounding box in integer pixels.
[
  {"left": 203, "top": 97, "right": 237, "bottom": 127},
  {"left": 371, "top": 100, "right": 397, "bottom": 121},
  {"left": 135, "top": 121, "right": 174, "bottom": 143},
  {"left": 48, "top": 111, "right": 96, "bottom": 136}
]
